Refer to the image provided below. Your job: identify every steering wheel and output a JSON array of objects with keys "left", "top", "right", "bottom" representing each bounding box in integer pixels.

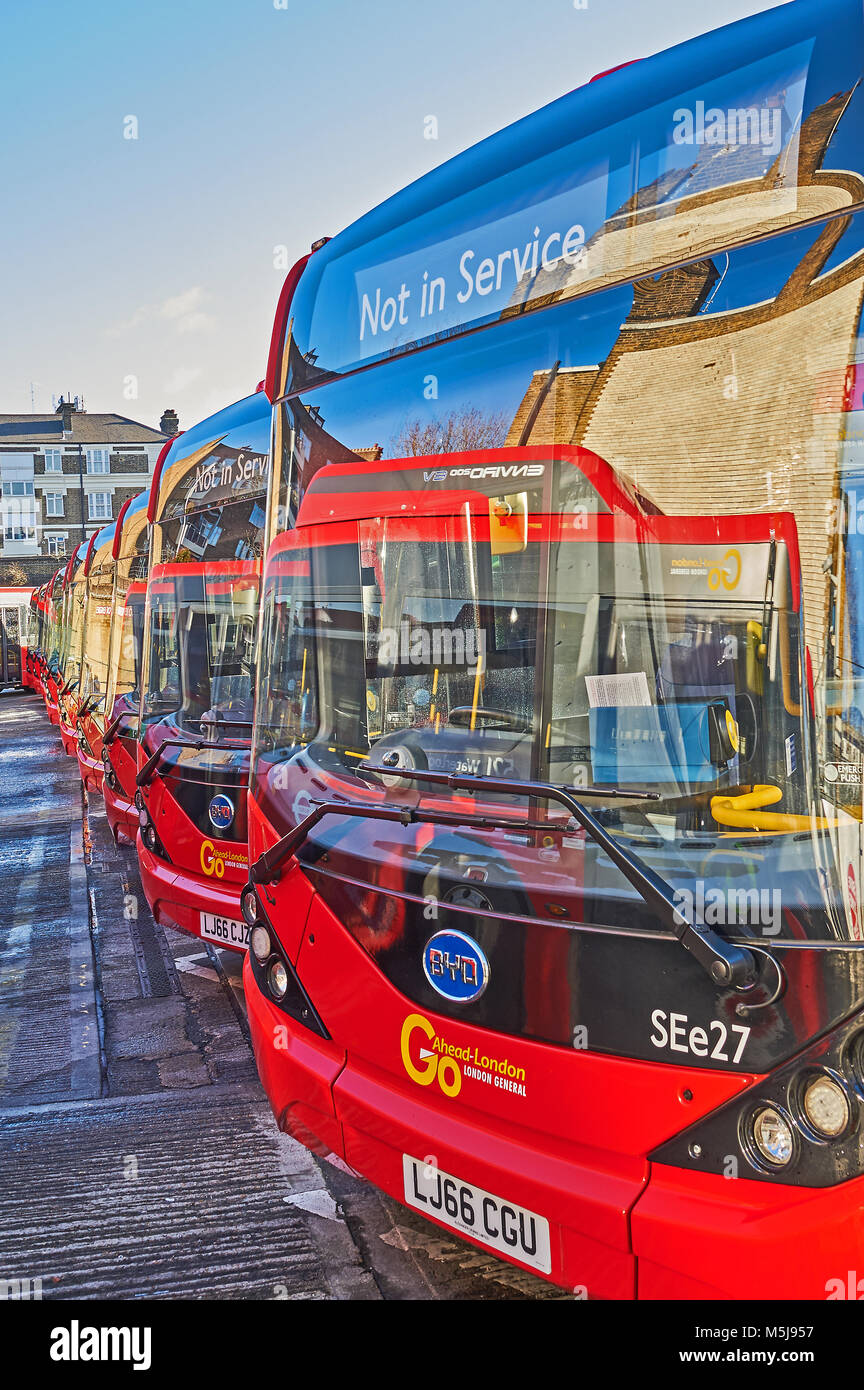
[{"left": 734, "top": 691, "right": 759, "bottom": 763}]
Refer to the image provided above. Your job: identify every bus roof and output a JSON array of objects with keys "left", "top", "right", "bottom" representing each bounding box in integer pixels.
[
  {"left": 62, "top": 541, "right": 85, "bottom": 590},
  {"left": 148, "top": 391, "right": 270, "bottom": 526},
  {"left": 86, "top": 519, "right": 118, "bottom": 574},
  {"left": 112, "top": 489, "right": 150, "bottom": 560},
  {"left": 270, "top": 0, "right": 859, "bottom": 395}
]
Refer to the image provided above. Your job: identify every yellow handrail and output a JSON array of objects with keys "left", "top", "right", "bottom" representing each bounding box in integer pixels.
[{"left": 710, "top": 784, "right": 836, "bottom": 833}]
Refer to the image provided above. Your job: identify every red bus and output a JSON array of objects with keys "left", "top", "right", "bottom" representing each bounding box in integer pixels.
[
  {"left": 22, "top": 587, "right": 43, "bottom": 692},
  {"left": 0, "top": 585, "right": 33, "bottom": 688},
  {"left": 55, "top": 540, "right": 90, "bottom": 755},
  {"left": 40, "top": 569, "right": 64, "bottom": 723},
  {"left": 242, "top": 0, "right": 864, "bottom": 1297},
  {"left": 135, "top": 392, "right": 271, "bottom": 953},
  {"left": 75, "top": 517, "right": 120, "bottom": 793},
  {"left": 100, "top": 490, "right": 152, "bottom": 844}
]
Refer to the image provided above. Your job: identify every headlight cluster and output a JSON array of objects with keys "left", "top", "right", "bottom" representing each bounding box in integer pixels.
[
  {"left": 801, "top": 1073, "right": 851, "bottom": 1140},
  {"left": 744, "top": 1071, "right": 854, "bottom": 1172},
  {"left": 136, "top": 797, "right": 170, "bottom": 862},
  {"left": 652, "top": 1017, "right": 864, "bottom": 1188},
  {"left": 242, "top": 884, "right": 328, "bottom": 1038},
  {"left": 751, "top": 1106, "right": 795, "bottom": 1168},
  {"left": 250, "top": 925, "right": 271, "bottom": 962},
  {"left": 101, "top": 748, "right": 118, "bottom": 792}
]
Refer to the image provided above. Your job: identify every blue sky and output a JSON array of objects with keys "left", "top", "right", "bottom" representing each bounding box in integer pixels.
[{"left": 0, "top": 0, "right": 783, "bottom": 431}]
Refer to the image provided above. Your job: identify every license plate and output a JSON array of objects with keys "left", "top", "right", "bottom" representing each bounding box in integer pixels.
[
  {"left": 200, "top": 912, "right": 248, "bottom": 950},
  {"left": 402, "top": 1154, "right": 551, "bottom": 1274}
]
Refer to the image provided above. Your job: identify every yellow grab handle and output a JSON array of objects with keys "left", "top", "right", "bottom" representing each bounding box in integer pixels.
[{"left": 711, "top": 785, "right": 835, "bottom": 833}]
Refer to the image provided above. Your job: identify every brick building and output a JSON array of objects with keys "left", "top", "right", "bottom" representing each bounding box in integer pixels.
[{"left": 0, "top": 400, "right": 179, "bottom": 585}]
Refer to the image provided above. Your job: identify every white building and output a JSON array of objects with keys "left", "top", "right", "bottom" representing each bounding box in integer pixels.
[{"left": 0, "top": 399, "right": 178, "bottom": 583}]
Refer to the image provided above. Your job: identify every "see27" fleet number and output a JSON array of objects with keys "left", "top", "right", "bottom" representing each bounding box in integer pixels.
[{"left": 650, "top": 1009, "right": 751, "bottom": 1064}]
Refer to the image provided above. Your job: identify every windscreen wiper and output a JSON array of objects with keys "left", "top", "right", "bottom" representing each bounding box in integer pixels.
[
  {"left": 250, "top": 799, "right": 589, "bottom": 886},
  {"left": 361, "top": 764, "right": 756, "bottom": 989},
  {"left": 136, "top": 737, "right": 208, "bottom": 787},
  {"left": 75, "top": 694, "right": 105, "bottom": 726},
  {"left": 198, "top": 716, "right": 254, "bottom": 746},
  {"left": 248, "top": 767, "right": 661, "bottom": 884},
  {"left": 136, "top": 729, "right": 251, "bottom": 786},
  {"left": 200, "top": 717, "right": 254, "bottom": 729},
  {"left": 103, "top": 711, "right": 136, "bottom": 748}
]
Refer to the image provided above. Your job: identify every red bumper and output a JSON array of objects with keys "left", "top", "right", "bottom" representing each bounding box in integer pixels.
[
  {"left": 244, "top": 952, "right": 347, "bottom": 1158},
  {"left": 244, "top": 957, "right": 864, "bottom": 1300},
  {"left": 59, "top": 719, "right": 78, "bottom": 757},
  {"left": 103, "top": 779, "right": 138, "bottom": 845},
  {"left": 631, "top": 1162, "right": 864, "bottom": 1299},
  {"left": 137, "top": 834, "right": 246, "bottom": 952},
  {"left": 243, "top": 955, "right": 639, "bottom": 1297},
  {"left": 76, "top": 746, "right": 103, "bottom": 795}
]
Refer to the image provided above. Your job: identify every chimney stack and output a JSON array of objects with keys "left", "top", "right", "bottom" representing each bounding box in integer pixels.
[
  {"left": 55, "top": 395, "right": 78, "bottom": 432},
  {"left": 159, "top": 408, "right": 179, "bottom": 437}
]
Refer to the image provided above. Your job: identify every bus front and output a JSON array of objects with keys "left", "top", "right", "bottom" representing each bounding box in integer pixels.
[
  {"left": 21, "top": 591, "right": 39, "bottom": 692},
  {"left": 43, "top": 571, "right": 63, "bottom": 723},
  {"left": 23, "top": 588, "right": 43, "bottom": 693},
  {"left": 136, "top": 393, "right": 270, "bottom": 952},
  {"left": 244, "top": 0, "right": 864, "bottom": 1297},
  {"left": 57, "top": 541, "right": 89, "bottom": 756},
  {"left": 101, "top": 491, "right": 151, "bottom": 844},
  {"left": 76, "top": 519, "right": 118, "bottom": 793}
]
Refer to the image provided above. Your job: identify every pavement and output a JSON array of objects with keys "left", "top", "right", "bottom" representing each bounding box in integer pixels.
[{"left": 0, "top": 692, "right": 568, "bottom": 1301}]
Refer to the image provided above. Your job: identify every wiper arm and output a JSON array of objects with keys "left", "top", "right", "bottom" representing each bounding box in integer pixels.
[
  {"left": 200, "top": 717, "right": 255, "bottom": 729},
  {"left": 103, "top": 711, "right": 135, "bottom": 748},
  {"left": 362, "top": 765, "right": 756, "bottom": 990},
  {"left": 75, "top": 694, "right": 105, "bottom": 726},
  {"left": 136, "top": 729, "right": 250, "bottom": 786},
  {"left": 198, "top": 715, "right": 254, "bottom": 746},
  {"left": 136, "top": 737, "right": 206, "bottom": 787},
  {"left": 250, "top": 799, "right": 588, "bottom": 886}
]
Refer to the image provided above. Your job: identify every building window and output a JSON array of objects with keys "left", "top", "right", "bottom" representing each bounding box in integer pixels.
[
  {"left": 4, "top": 524, "right": 37, "bottom": 543},
  {"left": 45, "top": 534, "right": 67, "bottom": 556},
  {"left": 86, "top": 449, "right": 110, "bottom": 474},
  {"left": 181, "top": 513, "right": 222, "bottom": 552},
  {"left": 44, "top": 449, "right": 63, "bottom": 473},
  {"left": 44, "top": 493, "right": 64, "bottom": 517},
  {"left": 87, "top": 492, "right": 112, "bottom": 521},
  {"left": 1, "top": 479, "right": 34, "bottom": 497}
]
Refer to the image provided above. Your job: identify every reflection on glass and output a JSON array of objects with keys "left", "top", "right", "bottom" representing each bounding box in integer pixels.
[{"left": 253, "top": 1, "right": 864, "bottom": 962}]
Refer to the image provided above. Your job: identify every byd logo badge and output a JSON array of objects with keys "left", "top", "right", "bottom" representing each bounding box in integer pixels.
[
  {"left": 423, "top": 930, "right": 489, "bottom": 1003},
  {"left": 208, "top": 793, "right": 234, "bottom": 830}
]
